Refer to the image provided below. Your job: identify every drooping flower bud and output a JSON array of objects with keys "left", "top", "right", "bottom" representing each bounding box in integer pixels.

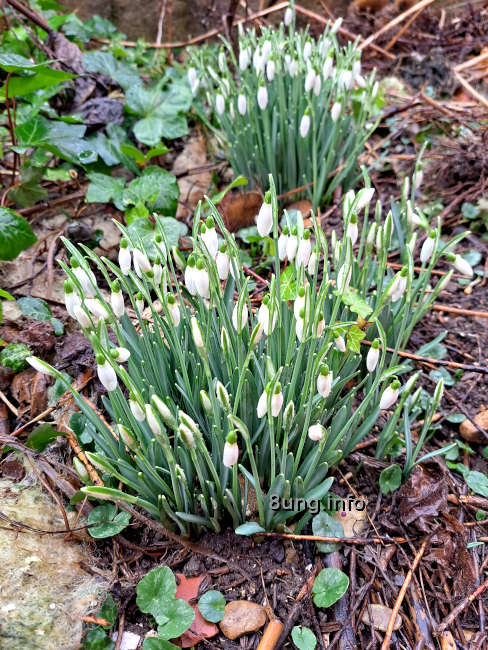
[
  {"left": 256, "top": 192, "right": 273, "bottom": 237},
  {"left": 286, "top": 226, "right": 298, "bottom": 260},
  {"left": 133, "top": 249, "right": 151, "bottom": 277},
  {"left": 145, "top": 404, "right": 162, "bottom": 436},
  {"left": 194, "top": 259, "right": 210, "bottom": 298},
  {"left": 317, "top": 365, "right": 332, "bottom": 398},
  {"left": 119, "top": 238, "right": 131, "bottom": 275},
  {"left": 380, "top": 379, "right": 401, "bottom": 410},
  {"left": 300, "top": 112, "right": 311, "bottom": 138},
  {"left": 119, "top": 424, "right": 136, "bottom": 451},
  {"left": 216, "top": 381, "right": 231, "bottom": 411},
  {"left": 216, "top": 94, "right": 225, "bottom": 116},
  {"left": 110, "top": 347, "right": 130, "bottom": 363},
  {"left": 304, "top": 67, "right": 316, "bottom": 92},
  {"left": 278, "top": 226, "right": 289, "bottom": 261},
  {"left": 333, "top": 331, "right": 346, "bottom": 353},
  {"left": 366, "top": 339, "right": 380, "bottom": 372},
  {"left": 200, "top": 390, "right": 212, "bottom": 414},
  {"left": 73, "top": 305, "right": 91, "bottom": 329},
  {"left": 129, "top": 393, "right": 145, "bottom": 422},
  {"left": 331, "top": 101, "right": 341, "bottom": 123},
  {"left": 266, "top": 58, "right": 276, "bottom": 82},
  {"left": 191, "top": 316, "right": 206, "bottom": 353},
  {"left": 185, "top": 254, "right": 197, "bottom": 296},
  {"left": 257, "top": 85, "right": 268, "bottom": 110},
  {"left": 296, "top": 230, "right": 312, "bottom": 267},
  {"left": 257, "top": 389, "right": 268, "bottom": 418},
  {"left": 271, "top": 383, "right": 283, "bottom": 417},
  {"left": 239, "top": 47, "right": 250, "bottom": 70},
  {"left": 237, "top": 93, "right": 247, "bottom": 116},
  {"left": 420, "top": 230, "right": 436, "bottom": 264},
  {"left": 308, "top": 423, "right": 325, "bottom": 441},
  {"left": 232, "top": 301, "right": 248, "bottom": 333},
  {"left": 448, "top": 253, "right": 473, "bottom": 278},
  {"left": 152, "top": 395, "right": 177, "bottom": 429},
  {"left": 216, "top": 244, "right": 230, "bottom": 280},
  {"left": 346, "top": 214, "right": 359, "bottom": 246},
  {"left": 284, "top": 5, "right": 293, "bottom": 26},
  {"left": 322, "top": 57, "right": 333, "bottom": 80},
  {"left": 223, "top": 431, "right": 239, "bottom": 467},
  {"left": 96, "top": 355, "right": 118, "bottom": 392},
  {"left": 167, "top": 295, "right": 180, "bottom": 327},
  {"left": 202, "top": 217, "right": 218, "bottom": 257},
  {"left": 71, "top": 258, "right": 97, "bottom": 297},
  {"left": 135, "top": 292, "right": 144, "bottom": 313},
  {"left": 64, "top": 279, "right": 81, "bottom": 319},
  {"left": 110, "top": 280, "right": 125, "bottom": 319}
]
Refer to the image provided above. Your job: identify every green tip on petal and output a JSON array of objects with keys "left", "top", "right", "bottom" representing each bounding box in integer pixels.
[
  {"left": 63, "top": 279, "right": 73, "bottom": 293},
  {"left": 111, "top": 280, "right": 121, "bottom": 293},
  {"left": 372, "top": 339, "right": 379, "bottom": 349},
  {"left": 96, "top": 353, "right": 105, "bottom": 365},
  {"left": 120, "top": 238, "right": 128, "bottom": 248},
  {"left": 226, "top": 431, "right": 237, "bottom": 444},
  {"left": 320, "top": 364, "right": 329, "bottom": 376},
  {"left": 206, "top": 216, "right": 215, "bottom": 229}
]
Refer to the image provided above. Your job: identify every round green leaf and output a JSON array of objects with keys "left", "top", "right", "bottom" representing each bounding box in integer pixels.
[
  {"left": 379, "top": 465, "right": 402, "bottom": 494},
  {"left": 198, "top": 590, "right": 226, "bottom": 623},
  {"left": 312, "top": 512, "right": 344, "bottom": 553},
  {"left": 312, "top": 568, "right": 349, "bottom": 608},
  {"left": 136, "top": 566, "right": 177, "bottom": 618},
  {"left": 157, "top": 598, "right": 195, "bottom": 638},
  {"left": 0, "top": 343, "right": 30, "bottom": 371},
  {"left": 87, "top": 504, "right": 131, "bottom": 538},
  {"left": 17, "top": 296, "right": 51, "bottom": 321},
  {"left": 466, "top": 471, "right": 488, "bottom": 498},
  {"left": 291, "top": 626, "right": 317, "bottom": 650},
  {"left": 235, "top": 522, "right": 265, "bottom": 536}
]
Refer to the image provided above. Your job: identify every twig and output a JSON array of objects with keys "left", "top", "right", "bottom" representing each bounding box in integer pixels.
[
  {"left": 359, "top": 0, "right": 437, "bottom": 52},
  {"left": 380, "top": 538, "right": 428, "bottom": 650},
  {"left": 436, "top": 575, "right": 488, "bottom": 635},
  {"left": 0, "top": 389, "right": 19, "bottom": 417},
  {"left": 431, "top": 304, "right": 488, "bottom": 320},
  {"left": 255, "top": 532, "right": 409, "bottom": 544},
  {"left": 155, "top": 0, "right": 168, "bottom": 46},
  {"left": 274, "top": 570, "right": 317, "bottom": 650},
  {"left": 455, "top": 51, "right": 488, "bottom": 73},
  {"left": 384, "top": 5, "right": 426, "bottom": 51},
  {"left": 18, "top": 189, "right": 85, "bottom": 217},
  {"left": 454, "top": 71, "right": 488, "bottom": 109}
]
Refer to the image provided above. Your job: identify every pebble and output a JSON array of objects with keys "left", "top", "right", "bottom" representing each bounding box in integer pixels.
[
  {"left": 219, "top": 601, "right": 267, "bottom": 640},
  {"left": 361, "top": 604, "right": 402, "bottom": 632},
  {"left": 460, "top": 409, "right": 488, "bottom": 444}
]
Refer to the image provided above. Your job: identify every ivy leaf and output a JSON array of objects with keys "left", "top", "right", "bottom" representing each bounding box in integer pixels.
[
  {"left": 83, "top": 51, "right": 141, "bottom": 90},
  {"left": 0, "top": 343, "right": 31, "bottom": 371},
  {"left": 291, "top": 626, "right": 317, "bottom": 650},
  {"left": 379, "top": 465, "right": 402, "bottom": 494},
  {"left": 346, "top": 325, "right": 365, "bottom": 354},
  {"left": 0, "top": 207, "right": 37, "bottom": 260},
  {"left": 197, "top": 591, "right": 226, "bottom": 623},
  {"left": 87, "top": 504, "right": 131, "bottom": 538},
  {"left": 312, "top": 512, "right": 344, "bottom": 553},
  {"left": 86, "top": 173, "right": 126, "bottom": 204},
  {"left": 312, "top": 568, "right": 349, "bottom": 608},
  {"left": 0, "top": 53, "right": 52, "bottom": 72},
  {"left": 123, "top": 166, "right": 179, "bottom": 216},
  {"left": 280, "top": 265, "right": 297, "bottom": 301},
  {"left": 136, "top": 566, "right": 177, "bottom": 617},
  {"left": 337, "top": 288, "right": 372, "bottom": 319},
  {"left": 466, "top": 471, "right": 488, "bottom": 498},
  {"left": 17, "top": 296, "right": 51, "bottom": 320}
]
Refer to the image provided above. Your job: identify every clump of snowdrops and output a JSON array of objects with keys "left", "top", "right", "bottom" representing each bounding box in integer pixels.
[
  {"left": 188, "top": 8, "right": 379, "bottom": 210},
  {"left": 28, "top": 175, "right": 470, "bottom": 535}
]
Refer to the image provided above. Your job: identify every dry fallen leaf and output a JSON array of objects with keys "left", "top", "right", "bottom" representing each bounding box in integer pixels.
[{"left": 174, "top": 573, "right": 218, "bottom": 647}]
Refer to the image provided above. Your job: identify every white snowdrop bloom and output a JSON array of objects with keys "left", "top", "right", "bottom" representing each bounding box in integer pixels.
[
  {"left": 317, "top": 366, "right": 332, "bottom": 398},
  {"left": 308, "top": 423, "right": 325, "bottom": 441},
  {"left": 372, "top": 80, "right": 379, "bottom": 99},
  {"left": 333, "top": 333, "right": 346, "bottom": 353},
  {"left": 288, "top": 59, "right": 299, "bottom": 77},
  {"left": 237, "top": 93, "right": 247, "bottom": 116},
  {"left": 315, "top": 318, "right": 325, "bottom": 338},
  {"left": 232, "top": 302, "right": 248, "bottom": 333},
  {"left": 322, "top": 57, "right": 334, "bottom": 80},
  {"left": 201, "top": 218, "right": 218, "bottom": 257},
  {"left": 26, "top": 356, "right": 55, "bottom": 376},
  {"left": 296, "top": 232, "right": 312, "bottom": 267},
  {"left": 257, "top": 390, "right": 267, "bottom": 418},
  {"left": 420, "top": 232, "right": 436, "bottom": 264},
  {"left": 135, "top": 293, "right": 144, "bottom": 313},
  {"left": 73, "top": 305, "right": 91, "bottom": 329},
  {"left": 262, "top": 40, "right": 272, "bottom": 62},
  {"left": 407, "top": 233, "right": 417, "bottom": 254},
  {"left": 339, "top": 69, "right": 353, "bottom": 90},
  {"left": 415, "top": 170, "right": 423, "bottom": 190},
  {"left": 305, "top": 68, "right": 316, "bottom": 92},
  {"left": 223, "top": 439, "right": 239, "bottom": 467},
  {"left": 266, "top": 59, "right": 276, "bottom": 81},
  {"left": 330, "top": 16, "right": 343, "bottom": 33},
  {"left": 167, "top": 297, "right": 180, "bottom": 327},
  {"left": 390, "top": 270, "right": 407, "bottom": 302},
  {"left": 215, "top": 94, "right": 225, "bottom": 116},
  {"left": 346, "top": 217, "right": 358, "bottom": 246},
  {"left": 253, "top": 48, "right": 263, "bottom": 73},
  {"left": 152, "top": 261, "right": 162, "bottom": 286},
  {"left": 130, "top": 398, "right": 145, "bottom": 422},
  {"left": 110, "top": 287, "right": 124, "bottom": 319},
  {"left": 303, "top": 41, "right": 312, "bottom": 59},
  {"left": 294, "top": 288, "right": 307, "bottom": 319},
  {"left": 194, "top": 262, "right": 210, "bottom": 299},
  {"left": 72, "top": 263, "right": 96, "bottom": 297},
  {"left": 307, "top": 250, "right": 317, "bottom": 275},
  {"left": 352, "top": 59, "right": 361, "bottom": 79},
  {"left": 286, "top": 228, "right": 298, "bottom": 260},
  {"left": 313, "top": 74, "right": 322, "bottom": 96},
  {"left": 380, "top": 380, "right": 400, "bottom": 410},
  {"left": 216, "top": 246, "right": 230, "bottom": 280},
  {"left": 284, "top": 6, "right": 293, "bottom": 25},
  {"left": 356, "top": 188, "right": 375, "bottom": 211},
  {"left": 295, "top": 316, "right": 306, "bottom": 342},
  {"left": 256, "top": 199, "right": 273, "bottom": 237},
  {"left": 188, "top": 67, "right": 197, "bottom": 87},
  {"left": 239, "top": 48, "right": 250, "bottom": 70},
  {"left": 145, "top": 404, "right": 162, "bottom": 436},
  {"left": 331, "top": 101, "right": 341, "bottom": 122},
  {"left": 257, "top": 85, "right": 268, "bottom": 110},
  {"left": 337, "top": 264, "right": 351, "bottom": 291},
  {"left": 133, "top": 249, "right": 151, "bottom": 277},
  {"left": 355, "top": 75, "right": 366, "bottom": 88},
  {"left": 278, "top": 227, "right": 289, "bottom": 260},
  {"left": 300, "top": 113, "right": 311, "bottom": 138},
  {"left": 185, "top": 256, "right": 197, "bottom": 295},
  {"left": 271, "top": 384, "right": 283, "bottom": 417},
  {"left": 366, "top": 341, "right": 380, "bottom": 372},
  {"left": 257, "top": 300, "right": 277, "bottom": 335},
  {"left": 319, "top": 37, "right": 330, "bottom": 56},
  {"left": 452, "top": 254, "right": 473, "bottom": 277},
  {"left": 85, "top": 298, "right": 109, "bottom": 321},
  {"left": 96, "top": 357, "right": 117, "bottom": 392},
  {"left": 64, "top": 281, "right": 81, "bottom": 319},
  {"left": 118, "top": 240, "right": 131, "bottom": 275}
]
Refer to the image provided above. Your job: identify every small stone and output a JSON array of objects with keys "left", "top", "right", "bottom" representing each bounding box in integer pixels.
[
  {"left": 333, "top": 496, "right": 368, "bottom": 538},
  {"left": 361, "top": 604, "right": 402, "bottom": 632},
  {"left": 460, "top": 409, "right": 488, "bottom": 444},
  {"left": 219, "top": 601, "right": 267, "bottom": 640}
]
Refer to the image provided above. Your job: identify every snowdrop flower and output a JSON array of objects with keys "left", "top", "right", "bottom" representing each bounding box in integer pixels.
[
  {"left": 406, "top": 200, "right": 423, "bottom": 228},
  {"left": 152, "top": 395, "right": 177, "bottom": 429},
  {"left": 232, "top": 301, "right": 248, "bottom": 333},
  {"left": 266, "top": 58, "right": 276, "bottom": 81},
  {"left": 330, "top": 16, "right": 343, "bottom": 33},
  {"left": 366, "top": 339, "right": 380, "bottom": 372},
  {"left": 201, "top": 217, "right": 218, "bottom": 257},
  {"left": 296, "top": 310, "right": 307, "bottom": 342},
  {"left": 220, "top": 326, "right": 230, "bottom": 355},
  {"left": 288, "top": 58, "right": 299, "bottom": 77},
  {"left": 355, "top": 75, "right": 366, "bottom": 88},
  {"left": 129, "top": 394, "right": 145, "bottom": 422},
  {"left": 331, "top": 101, "right": 341, "bottom": 122},
  {"left": 188, "top": 67, "right": 197, "bottom": 87},
  {"left": 253, "top": 48, "right": 263, "bottom": 73},
  {"left": 319, "top": 37, "right": 330, "bottom": 56},
  {"left": 154, "top": 233, "right": 167, "bottom": 262},
  {"left": 257, "top": 84, "right": 268, "bottom": 110},
  {"left": 366, "top": 223, "right": 376, "bottom": 247},
  {"left": 152, "top": 258, "right": 162, "bottom": 286},
  {"left": 118, "top": 424, "right": 136, "bottom": 451},
  {"left": 305, "top": 67, "right": 316, "bottom": 92},
  {"left": 313, "top": 74, "right": 322, "bottom": 96},
  {"left": 172, "top": 247, "right": 185, "bottom": 271},
  {"left": 356, "top": 188, "right": 375, "bottom": 211},
  {"left": 380, "top": 379, "right": 401, "bottom": 410},
  {"left": 71, "top": 258, "right": 96, "bottom": 297},
  {"left": 372, "top": 80, "right": 379, "bottom": 100},
  {"left": 306, "top": 248, "right": 317, "bottom": 275},
  {"left": 346, "top": 214, "right": 359, "bottom": 246},
  {"left": 216, "top": 244, "right": 230, "bottom": 280},
  {"left": 237, "top": 93, "right": 247, "bottom": 116},
  {"left": 352, "top": 59, "right": 361, "bottom": 79},
  {"left": 167, "top": 295, "right": 180, "bottom": 327},
  {"left": 257, "top": 296, "right": 277, "bottom": 335},
  {"left": 333, "top": 331, "right": 346, "bottom": 353},
  {"left": 262, "top": 40, "right": 272, "bottom": 63},
  {"left": 286, "top": 226, "right": 298, "bottom": 260},
  {"left": 296, "top": 230, "right": 312, "bottom": 267},
  {"left": 308, "top": 423, "right": 325, "bottom": 441},
  {"left": 118, "top": 238, "right": 131, "bottom": 275},
  {"left": 390, "top": 267, "right": 408, "bottom": 302},
  {"left": 194, "top": 259, "right": 210, "bottom": 299},
  {"left": 73, "top": 305, "right": 91, "bottom": 329},
  {"left": 256, "top": 193, "right": 273, "bottom": 237},
  {"left": 135, "top": 292, "right": 144, "bottom": 313},
  {"left": 216, "top": 94, "right": 225, "bottom": 116},
  {"left": 218, "top": 50, "right": 226, "bottom": 72},
  {"left": 64, "top": 279, "right": 81, "bottom": 319},
  {"left": 337, "top": 264, "right": 351, "bottom": 291},
  {"left": 110, "top": 281, "right": 125, "bottom": 318},
  {"left": 133, "top": 248, "right": 151, "bottom": 277},
  {"left": 284, "top": 5, "right": 293, "bottom": 25},
  {"left": 323, "top": 58, "right": 334, "bottom": 82},
  {"left": 303, "top": 41, "right": 312, "bottom": 59},
  {"left": 414, "top": 169, "right": 423, "bottom": 190},
  {"left": 448, "top": 253, "right": 473, "bottom": 277},
  {"left": 185, "top": 254, "right": 197, "bottom": 295},
  {"left": 96, "top": 355, "right": 117, "bottom": 392},
  {"left": 278, "top": 226, "right": 289, "bottom": 261},
  {"left": 223, "top": 432, "right": 239, "bottom": 467},
  {"left": 110, "top": 347, "right": 130, "bottom": 363},
  {"left": 294, "top": 287, "right": 307, "bottom": 319},
  {"left": 315, "top": 317, "right": 325, "bottom": 338},
  {"left": 145, "top": 404, "right": 162, "bottom": 436},
  {"left": 85, "top": 298, "right": 109, "bottom": 321},
  {"left": 300, "top": 112, "right": 311, "bottom": 138},
  {"left": 239, "top": 47, "right": 250, "bottom": 70},
  {"left": 420, "top": 231, "right": 436, "bottom": 264},
  {"left": 317, "top": 365, "right": 332, "bottom": 398},
  {"left": 271, "top": 383, "right": 283, "bottom": 417},
  {"left": 257, "top": 389, "right": 268, "bottom": 418},
  {"left": 339, "top": 69, "right": 353, "bottom": 90}
]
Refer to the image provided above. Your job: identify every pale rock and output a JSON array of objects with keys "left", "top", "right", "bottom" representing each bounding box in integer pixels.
[
  {"left": 333, "top": 496, "right": 368, "bottom": 538},
  {"left": 112, "top": 630, "right": 141, "bottom": 650},
  {"left": 460, "top": 409, "right": 488, "bottom": 444},
  {"left": 219, "top": 600, "right": 267, "bottom": 640},
  {"left": 361, "top": 604, "right": 402, "bottom": 632}
]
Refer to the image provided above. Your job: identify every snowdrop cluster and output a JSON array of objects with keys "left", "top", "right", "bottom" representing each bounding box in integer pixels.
[
  {"left": 27, "top": 172, "right": 467, "bottom": 535},
  {"left": 188, "top": 6, "right": 379, "bottom": 209}
]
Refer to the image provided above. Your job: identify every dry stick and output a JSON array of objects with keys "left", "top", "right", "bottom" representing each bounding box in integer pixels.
[
  {"left": 0, "top": 389, "right": 19, "bottom": 417},
  {"left": 430, "top": 304, "right": 488, "bottom": 320},
  {"left": 455, "top": 51, "right": 488, "bottom": 73},
  {"left": 454, "top": 71, "right": 488, "bottom": 110},
  {"left": 155, "top": 0, "right": 168, "bottom": 46},
  {"left": 359, "top": 0, "right": 437, "bottom": 51},
  {"left": 384, "top": 5, "right": 426, "bottom": 51},
  {"left": 18, "top": 189, "right": 85, "bottom": 217},
  {"left": 436, "top": 575, "right": 488, "bottom": 635},
  {"left": 361, "top": 340, "right": 488, "bottom": 375},
  {"left": 380, "top": 539, "right": 428, "bottom": 650},
  {"left": 294, "top": 3, "right": 395, "bottom": 60},
  {"left": 256, "top": 531, "right": 409, "bottom": 545},
  {"left": 274, "top": 570, "right": 318, "bottom": 650}
]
